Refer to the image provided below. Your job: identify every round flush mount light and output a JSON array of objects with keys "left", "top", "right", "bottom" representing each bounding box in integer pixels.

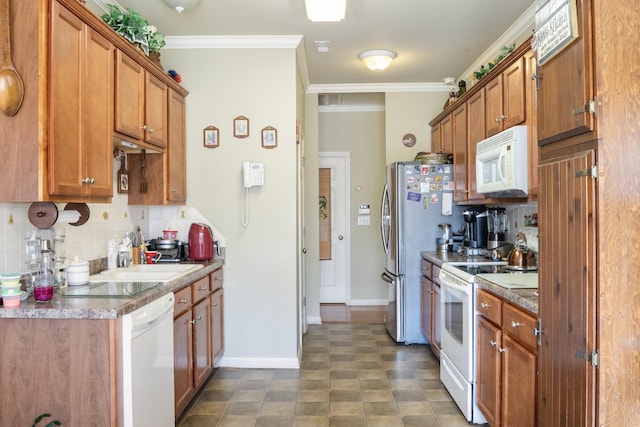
[
  {"left": 359, "top": 50, "right": 397, "bottom": 71},
  {"left": 162, "top": 0, "right": 200, "bottom": 13}
]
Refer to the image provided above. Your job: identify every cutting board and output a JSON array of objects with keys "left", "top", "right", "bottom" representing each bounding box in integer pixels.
[{"left": 476, "top": 273, "right": 538, "bottom": 289}]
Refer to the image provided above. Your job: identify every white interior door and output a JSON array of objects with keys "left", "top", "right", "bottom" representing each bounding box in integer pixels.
[{"left": 319, "top": 152, "right": 350, "bottom": 303}]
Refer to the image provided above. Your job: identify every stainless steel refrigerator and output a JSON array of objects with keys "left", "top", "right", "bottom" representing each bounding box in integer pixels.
[{"left": 380, "top": 161, "right": 463, "bottom": 343}]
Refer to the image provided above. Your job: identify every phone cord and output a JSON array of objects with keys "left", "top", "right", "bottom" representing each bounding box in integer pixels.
[{"left": 241, "top": 188, "right": 249, "bottom": 227}]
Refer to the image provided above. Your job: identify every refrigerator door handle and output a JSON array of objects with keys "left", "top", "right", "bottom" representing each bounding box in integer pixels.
[
  {"left": 381, "top": 271, "right": 395, "bottom": 284},
  {"left": 381, "top": 184, "right": 391, "bottom": 254}
]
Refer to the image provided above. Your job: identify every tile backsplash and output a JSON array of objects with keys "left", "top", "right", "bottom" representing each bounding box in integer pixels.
[
  {"left": 501, "top": 201, "right": 539, "bottom": 250},
  {"left": 0, "top": 164, "right": 222, "bottom": 274}
]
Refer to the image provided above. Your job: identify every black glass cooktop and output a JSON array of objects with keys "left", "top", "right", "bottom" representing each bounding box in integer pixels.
[
  {"left": 60, "top": 281, "right": 162, "bottom": 298},
  {"left": 453, "top": 264, "right": 509, "bottom": 275}
]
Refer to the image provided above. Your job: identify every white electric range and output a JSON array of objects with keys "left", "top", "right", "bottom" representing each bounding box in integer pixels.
[{"left": 439, "top": 260, "right": 538, "bottom": 423}]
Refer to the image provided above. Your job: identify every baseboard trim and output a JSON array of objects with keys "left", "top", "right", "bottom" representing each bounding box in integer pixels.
[
  {"left": 217, "top": 356, "right": 300, "bottom": 369},
  {"left": 307, "top": 315, "right": 322, "bottom": 325},
  {"left": 348, "top": 299, "right": 386, "bottom": 306}
]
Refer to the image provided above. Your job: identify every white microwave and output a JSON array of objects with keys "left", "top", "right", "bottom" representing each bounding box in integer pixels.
[{"left": 476, "top": 126, "right": 528, "bottom": 197}]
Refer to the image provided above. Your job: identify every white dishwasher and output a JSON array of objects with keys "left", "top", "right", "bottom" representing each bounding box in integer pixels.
[{"left": 121, "top": 292, "right": 175, "bottom": 427}]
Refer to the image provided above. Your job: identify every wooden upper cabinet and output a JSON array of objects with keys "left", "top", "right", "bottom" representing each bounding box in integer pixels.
[
  {"left": 466, "top": 89, "right": 487, "bottom": 202},
  {"left": 538, "top": 0, "right": 596, "bottom": 144},
  {"left": 431, "top": 122, "right": 441, "bottom": 152},
  {"left": 537, "top": 0, "right": 595, "bottom": 145},
  {"left": 167, "top": 89, "right": 187, "bottom": 203},
  {"left": 440, "top": 114, "right": 453, "bottom": 154},
  {"left": 115, "top": 50, "right": 168, "bottom": 148},
  {"left": 524, "top": 50, "right": 539, "bottom": 197},
  {"left": 485, "top": 56, "right": 526, "bottom": 137},
  {"left": 145, "top": 73, "right": 168, "bottom": 148},
  {"left": 115, "top": 51, "right": 145, "bottom": 141},
  {"left": 451, "top": 103, "right": 467, "bottom": 202},
  {"left": 49, "top": 2, "right": 113, "bottom": 199}
]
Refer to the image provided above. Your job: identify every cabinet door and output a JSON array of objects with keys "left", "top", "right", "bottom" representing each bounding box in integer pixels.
[
  {"left": 49, "top": 3, "right": 113, "bottom": 198},
  {"left": 193, "top": 297, "right": 212, "bottom": 388},
  {"left": 537, "top": 0, "right": 595, "bottom": 144},
  {"left": 420, "top": 276, "right": 432, "bottom": 341},
  {"left": 502, "top": 56, "right": 526, "bottom": 129},
  {"left": 477, "top": 316, "right": 501, "bottom": 426},
  {"left": 167, "top": 89, "right": 187, "bottom": 202},
  {"left": 485, "top": 57, "right": 526, "bottom": 137},
  {"left": 525, "top": 50, "right": 539, "bottom": 197},
  {"left": 452, "top": 103, "right": 467, "bottom": 202},
  {"left": 430, "top": 282, "right": 441, "bottom": 359},
  {"left": 211, "top": 289, "right": 224, "bottom": 364},
  {"left": 144, "top": 73, "right": 168, "bottom": 147},
  {"left": 83, "top": 27, "right": 114, "bottom": 197},
  {"left": 115, "top": 51, "right": 145, "bottom": 140},
  {"left": 538, "top": 148, "right": 597, "bottom": 426},
  {"left": 49, "top": 3, "right": 83, "bottom": 197},
  {"left": 431, "top": 123, "right": 441, "bottom": 152},
  {"left": 174, "top": 309, "right": 194, "bottom": 415},
  {"left": 440, "top": 114, "right": 453, "bottom": 154},
  {"left": 466, "top": 90, "right": 487, "bottom": 202},
  {"left": 485, "top": 77, "right": 503, "bottom": 137},
  {"left": 502, "top": 335, "right": 536, "bottom": 427}
]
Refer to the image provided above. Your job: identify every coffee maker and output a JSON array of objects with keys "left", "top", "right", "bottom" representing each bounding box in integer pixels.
[
  {"left": 486, "top": 207, "right": 507, "bottom": 249},
  {"left": 462, "top": 208, "right": 488, "bottom": 249}
]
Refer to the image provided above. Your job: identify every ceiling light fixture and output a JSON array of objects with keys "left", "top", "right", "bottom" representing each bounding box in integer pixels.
[
  {"left": 162, "top": 0, "right": 199, "bottom": 13},
  {"left": 305, "top": 0, "right": 346, "bottom": 22},
  {"left": 359, "top": 50, "right": 397, "bottom": 71}
]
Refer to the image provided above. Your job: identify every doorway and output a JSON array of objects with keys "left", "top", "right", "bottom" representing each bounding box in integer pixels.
[{"left": 318, "top": 152, "right": 350, "bottom": 303}]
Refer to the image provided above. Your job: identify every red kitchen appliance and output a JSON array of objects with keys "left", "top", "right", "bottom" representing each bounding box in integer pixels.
[{"left": 188, "top": 223, "right": 214, "bottom": 261}]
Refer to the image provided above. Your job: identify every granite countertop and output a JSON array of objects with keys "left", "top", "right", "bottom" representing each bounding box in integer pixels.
[
  {"left": 420, "top": 250, "right": 538, "bottom": 315},
  {"left": 0, "top": 259, "right": 224, "bottom": 320}
]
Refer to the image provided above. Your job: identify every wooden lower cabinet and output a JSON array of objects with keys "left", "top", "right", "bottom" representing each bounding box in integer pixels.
[
  {"left": 174, "top": 268, "right": 224, "bottom": 418},
  {"left": 211, "top": 288, "right": 225, "bottom": 364},
  {"left": 476, "top": 289, "right": 537, "bottom": 427},
  {"left": 420, "top": 258, "right": 441, "bottom": 359}
]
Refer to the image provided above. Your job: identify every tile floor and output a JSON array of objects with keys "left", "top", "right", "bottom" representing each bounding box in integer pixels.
[{"left": 178, "top": 314, "right": 475, "bottom": 426}]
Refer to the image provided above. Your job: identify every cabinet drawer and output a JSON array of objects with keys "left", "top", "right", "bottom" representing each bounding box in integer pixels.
[
  {"left": 421, "top": 259, "right": 432, "bottom": 278},
  {"left": 502, "top": 303, "right": 537, "bottom": 352},
  {"left": 433, "top": 265, "right": 441, "bottom": 281},
  {"left": 192, "top": 276, "right": 210, "bottom": 303},
  {"left": 211, "top": 268, "right": 223, "bottom": 292},
  {"left": 476, "top": 289, "right": 502, "bottom": 325},
  {"left": 174, "top": 286, "right": 192, "bottom": 317}
]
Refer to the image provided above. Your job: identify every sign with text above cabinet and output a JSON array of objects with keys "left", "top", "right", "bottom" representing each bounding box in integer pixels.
[{"left": 535, "top": 0, "right": 579, "bottom": 65}]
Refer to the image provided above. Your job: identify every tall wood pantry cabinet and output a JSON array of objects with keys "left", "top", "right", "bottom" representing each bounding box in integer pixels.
[{"left": 536, "top": 0, "right": 640, "bottom": 424}]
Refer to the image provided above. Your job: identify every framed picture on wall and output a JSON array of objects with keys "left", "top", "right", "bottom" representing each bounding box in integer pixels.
[
  {"left": 203, "top": 126, "right": 219, "bottom": 148},
  {"left": 233, "top": 116, "right": 250, "bottom": 138},
  {"left": 261, "top": 126, "right": 277, "bottom": 149}
]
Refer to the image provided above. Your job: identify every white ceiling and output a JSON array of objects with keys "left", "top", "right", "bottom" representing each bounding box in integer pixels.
[{"left": 97, "top": 0, "right": 538, "bottom": 92}]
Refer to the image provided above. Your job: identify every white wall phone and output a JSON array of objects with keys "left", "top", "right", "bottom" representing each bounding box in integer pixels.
[
  {"left": 243, "top": 161, "right": 265, "bottom": 188},
  {"left": 242, "top": 161, "right": 264, "bottom": 226}
]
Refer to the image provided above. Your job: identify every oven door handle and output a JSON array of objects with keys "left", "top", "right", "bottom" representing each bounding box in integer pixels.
[{"left": 439, "top": 272, "right": 471, "bottom": 296}]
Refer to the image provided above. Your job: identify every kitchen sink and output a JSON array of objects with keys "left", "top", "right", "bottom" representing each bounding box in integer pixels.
[{"left": 90, "top": 263, "right": 204, "bottom": 283}]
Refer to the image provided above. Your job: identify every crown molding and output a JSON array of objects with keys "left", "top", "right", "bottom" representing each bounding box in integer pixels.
[
  {"left": 307, "top": 82, "right": 452, "bottom": 94},
  {"left": 319, "top": 104, "right": 385, "bottom": 113},
  {"left": 164, "top": 35, "right": 303, "bottom": 49}
]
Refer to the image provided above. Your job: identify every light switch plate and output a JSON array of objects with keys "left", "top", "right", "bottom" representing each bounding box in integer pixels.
[{"left": 358, "top": 215, "right": 370, "bottom": 226}]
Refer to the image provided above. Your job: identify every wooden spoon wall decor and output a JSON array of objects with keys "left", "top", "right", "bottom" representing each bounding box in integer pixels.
[{"left": 0, "top": 0, "right": 24, "bottom": 117}]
